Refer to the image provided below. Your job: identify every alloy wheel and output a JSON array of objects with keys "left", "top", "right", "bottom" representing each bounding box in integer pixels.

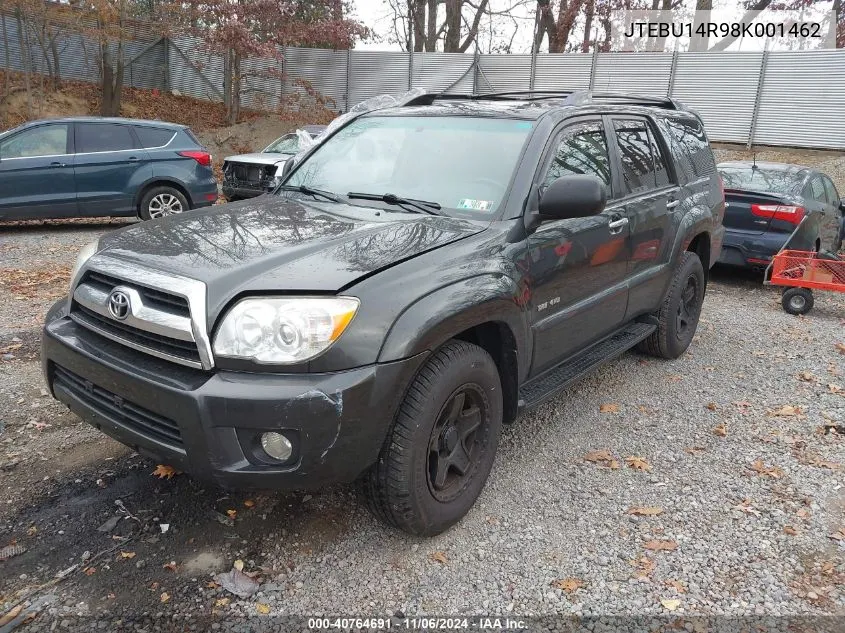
[
  {"left": 148, "top": 193, "right": 184, "bottom": 219},
  {"left": 676, "top": 273, "right": 700, "bottom": 338}
]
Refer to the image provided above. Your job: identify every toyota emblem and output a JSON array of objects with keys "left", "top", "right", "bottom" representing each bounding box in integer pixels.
[{"left": 107, "top": 289, "right": 131, "bottom": 320}]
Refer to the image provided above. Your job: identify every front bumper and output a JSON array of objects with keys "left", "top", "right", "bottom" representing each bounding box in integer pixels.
[
  {"left": 42, "top": 303, "right": 425, "bottom": 490},
  {"left": 221, "top": 182, "right": 270, "bottom": 200}
]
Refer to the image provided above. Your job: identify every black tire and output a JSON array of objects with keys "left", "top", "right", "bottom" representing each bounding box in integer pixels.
[
  {"left": 638, "top": 251, "right": 706, "bottom": 359},
  {"left": 139, "top": 186, "right": 190, "bottom": 221},
  {"left": 781, "top": 287, "right": 814, "bottom": 315},
  {"left": 360, "top": 340, "right": 503, "bottom": 536}
]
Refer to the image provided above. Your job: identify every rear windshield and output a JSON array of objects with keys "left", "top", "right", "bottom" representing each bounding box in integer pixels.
[
  {"left": 660, "top": 115, "right": 715, "bottom": 180},
  {"left": 719, "top": 166, "right": 803, "bottom": 194}
]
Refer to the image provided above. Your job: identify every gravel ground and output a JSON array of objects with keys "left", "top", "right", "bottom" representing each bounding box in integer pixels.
[{"left": 1, "top": 146, "right": 844, "bottom": 632}]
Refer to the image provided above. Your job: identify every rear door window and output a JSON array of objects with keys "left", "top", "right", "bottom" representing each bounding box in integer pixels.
[
  {"left": 541, "top": 120, "right": 611, "bottom": 192},
  {"left": 0, "top": 124, "right": 69, "bottom": 158},
  {"left": 613, "top": 119, "right": 658, "bottom": 195},
  {"left": 821, "top": 176, "right": 840, "bottom": 206},
  {"left": 661, "top": 115, "right": 715, "bottom": 180},
  {"left": 808, "top": 176, "right": 826, "bottom": 202},
  {"left": 134, "top": 126, "right": 175, "bottom": 149},
  {"left": 76, "top": 123, "right": 136, "bottom": 153}
]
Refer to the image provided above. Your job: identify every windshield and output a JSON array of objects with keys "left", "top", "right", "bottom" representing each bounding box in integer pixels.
[
  {"left": 719, "top": 166, "right": 803, "bottom": 195},
  {"left": 284, "top": 115, "right": 534, "bottom": 216},
  {"left": 264, "top": 134, "right": 301, "bottom": 154}
]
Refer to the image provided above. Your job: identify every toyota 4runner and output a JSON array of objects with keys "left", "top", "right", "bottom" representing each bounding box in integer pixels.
[{"left": 42, "top": 91, "right": 725, "bottom": 536}]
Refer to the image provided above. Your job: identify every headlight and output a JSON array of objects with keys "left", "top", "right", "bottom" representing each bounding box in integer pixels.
[
  {"left": 69, "top": 240, "right": 99, "bottom": 291},
  {"left": 212, "top": 297, "right": 359, "bottom": 364}
]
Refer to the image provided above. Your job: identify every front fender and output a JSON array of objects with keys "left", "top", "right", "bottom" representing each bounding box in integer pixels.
[{"left": 378, "top": 274, "right": 531, "bottom": 383}]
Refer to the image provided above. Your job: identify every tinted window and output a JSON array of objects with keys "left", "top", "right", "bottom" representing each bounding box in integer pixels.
[
  {"left": 822, "top": 176, "right": 840, "bottom": 205},
  {"left": 76, "top": 123, "right": 136, "bottom": 153},
  {"left": 662, "top": 115, "right": 715, "bottom": 179},
  {"left": 134, "top": 126, "right": 175, "bottom": 149},
  {"left": 614, "top": 119, "right": 657, "bottom": 195},
  {"left": 542, "top": 121, "right": 611, "bottom": 192},
  {"left": 0, "top": 124, "right": 68, "bottom": 158},
  {"left": 808, "top": 176, "right": 826, "bottom": 202},
  {"left": 647, "top": 125, "right": 671, "bottom": 187},
  {"left": 719, "top": 166, "right": 803, "bottom": 195}
]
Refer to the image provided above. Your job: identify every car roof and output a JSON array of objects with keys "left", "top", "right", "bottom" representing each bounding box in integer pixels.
[{"left": 13, "top": 117, "right": 187, "bottom": 130}]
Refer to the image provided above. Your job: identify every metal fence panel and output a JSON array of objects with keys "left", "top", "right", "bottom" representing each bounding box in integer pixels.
[
  {"left": 754, "top": 50, "right": 845, "bottom": 149},
  {"left": 348, "top": 51, "right": 409, "bottom": 104},
  {"left": 169, "top": 35, "right": 224, "bottom": 102},
  {"left": 671, "top": 51, "right": 763, "bottom": 145},
  {"left": 411, "top": 52, "right": 475, "bottom": 93},
  {"left": 593, "top": 52, "right": 673, "bottom": 95},
  {"left": 532, "top": 54, "right": 592, "bottom": 91},
  {"left": 477, "top": 54, "right": 532, "bottom": 92},
  {"left": 282, "top": 47, "right": 348, "bottom": 111}
]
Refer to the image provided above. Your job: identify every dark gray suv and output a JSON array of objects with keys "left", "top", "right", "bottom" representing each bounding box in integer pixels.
[{"left": 0, "top": 117, "right": 218, "bottom": 222}]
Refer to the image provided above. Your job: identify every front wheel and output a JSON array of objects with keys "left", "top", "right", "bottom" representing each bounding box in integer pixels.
[
  {"left": 638, "top": 251, "right": 706, "bottom": 359},
  {"left": 781, "top": 287, "right": 814, "bottom": 315},
  {"left": 360, "top": 340, "right": 503, "bottom": 536},
  {"left": 139, "top": 186, "right": 189, "bottom": 221}
]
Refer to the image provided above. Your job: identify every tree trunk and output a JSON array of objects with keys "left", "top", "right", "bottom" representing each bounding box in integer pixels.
[
  {"left": 582, "top": 0, "right": 594, "bottom": 52},
  {"left": 50, "top": 35, "right": 61, "bottom": 89},
  {"left": 444, "top": 0, "right": 462, "bottom": 52},
  {"left": 689, "top": 0, "right": 712, "bottom": 51},
  {"left": 230, "top": 52, "right": 241, "bottom": 125},
  {"left": 16, "top": 10, "right": 33, "bottom": 118},
  {"left": 2, "top": 11, "right": 10, "bottom": 100}
]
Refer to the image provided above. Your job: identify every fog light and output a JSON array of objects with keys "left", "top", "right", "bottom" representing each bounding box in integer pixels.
[{"left": 260, "top": 432, "right": 293, "bottom": 461}]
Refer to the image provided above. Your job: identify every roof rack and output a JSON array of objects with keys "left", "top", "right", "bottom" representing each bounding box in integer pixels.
[{"left": 404, "top": 90, "right": 685, "bottom": 111}]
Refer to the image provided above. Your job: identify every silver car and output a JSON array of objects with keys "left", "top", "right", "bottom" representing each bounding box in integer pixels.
[{"left": 222, "top": 125, "right": 326, "bottom": 201}]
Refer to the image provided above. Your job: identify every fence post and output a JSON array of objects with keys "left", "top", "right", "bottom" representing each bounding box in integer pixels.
[
  {"left": 588, "top": 46, "right": 599, "bottom": 90},
  {"left": 747, "top": 50, "right": 769, "bottom": 149},
  {"left": 407, "top": 50, "right": 413, "bottom": 91},
  {"left": 344, "top": 48, "right": 352, "bottom": 112},
  {"left": 529, "top": 51, "right": 536, "bottom": 91},
  {"left": 667, "top": 50, "right": 678, "bottom": 97},
  {"left": 164, "top": 37, "right": 170, "bottom": 92},
  {"left": 472, "top": 50, "right": 480, "bottom": 94}
]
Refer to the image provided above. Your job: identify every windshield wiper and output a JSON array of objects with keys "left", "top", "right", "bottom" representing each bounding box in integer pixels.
[
  {"left": 347, "top": 192, "right": 441, "bottom": 216},
  {"left": 278, "top": 184, "right": 340, "bottom": 203}
]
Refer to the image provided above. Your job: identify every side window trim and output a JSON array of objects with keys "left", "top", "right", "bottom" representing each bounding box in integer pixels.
[{"left": 0, "top": 123, "right": 72, "bottom": 160}]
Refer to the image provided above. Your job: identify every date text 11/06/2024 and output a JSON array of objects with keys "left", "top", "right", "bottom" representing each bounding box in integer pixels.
[{"left": 307, "top": 617, "right": 527, "bottom": 630}]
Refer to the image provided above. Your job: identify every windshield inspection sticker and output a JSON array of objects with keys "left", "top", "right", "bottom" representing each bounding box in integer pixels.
[{"left": 458, "top": 198, "right": 493, "bottom": 211}]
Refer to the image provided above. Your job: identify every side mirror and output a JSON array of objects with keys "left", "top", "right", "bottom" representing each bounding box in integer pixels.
[
  {"left": 839, "top": 197, "right": 844, "bottom": 212},
  {"left": 539, "top": 174, "right": 607, "bottom": 221},
  {"left": 280, "top": 157, "right": 296, "bottom": 181}
]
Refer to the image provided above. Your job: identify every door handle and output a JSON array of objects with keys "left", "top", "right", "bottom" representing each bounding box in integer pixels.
[
  {"left": 666, "top": 199, "right": 680, "bottom": 209},
  {"left": 608, "top": 216, "right": 629, "bottom": 234},
  {"left": 128, "top": 156, "right": 139, "bottom": 162},
  {"left": 49, "top": 161, "right": 66, "bottom": 168}
]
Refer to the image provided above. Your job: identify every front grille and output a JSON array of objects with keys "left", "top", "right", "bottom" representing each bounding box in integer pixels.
[
  {"left": 223, "top": 162, "right": 273, "bottom": 187},
  {"left": 84, "top": 271, "right": 190, "bottom": 318},
  {"left": 71, "top": 304, "right": 202, "bottom": 365},
  {"left": 53, "top": 365, "right": 183, "bottom": 447}
]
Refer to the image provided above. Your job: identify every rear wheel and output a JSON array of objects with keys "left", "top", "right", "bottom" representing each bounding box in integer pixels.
[
  {"left": 139, "top": 186, "right": 189, "bottom": 221},
  {"left": 638, "top": 251, "right": 705, "bottom": 359},
  {"left": 781, "top": 287, "right": 813, "bottom": 315},
  {"left": 360, "top": 340, "right": 503, "bottom": 536}
]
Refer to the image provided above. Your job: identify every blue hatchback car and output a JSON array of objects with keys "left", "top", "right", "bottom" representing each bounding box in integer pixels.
[{"left": 0, "top": 117, "right": 218, "bottom": 222}]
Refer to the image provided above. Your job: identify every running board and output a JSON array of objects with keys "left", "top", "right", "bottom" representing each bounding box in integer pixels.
[{"left": 517, "top": 322, "right": 656, "bottom": 410}]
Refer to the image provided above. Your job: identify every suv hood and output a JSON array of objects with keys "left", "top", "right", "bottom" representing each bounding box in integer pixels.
[
  {"left": 223, "top": 152, "right": 292, "bottom": 166},
  {"left": 94, "top": 196, "right": 485, "bottom": 316}
]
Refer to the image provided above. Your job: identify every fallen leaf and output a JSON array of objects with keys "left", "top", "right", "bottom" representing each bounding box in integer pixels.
[
  {"left": 233, "top": 559, "right": 244, "bottom": 571},
  {"left": 26, "top": 525, "right": 37, "bottom": 537},
  {"left": 797, "top": 508, "right": 810, "bottom": 520},
  {"left": 632, "top": 556, "right": 656, "bottom": 579},
  {"left": 160, "top": 593, "right": 170, "bottom": 603},
  {"left": 120, "top": 551, "right": 136, "bottom": 559},
  {"left": 84, "top": 567, "right": 96, "bottom": 576},
  {"left": 705, "top": 402, "right": 717, "bottom": 411},
  {"left": 644, "top": 539, "right": 677, "bottom": 551},
  {"left": 828, "top": 384, "right": 843, "bottom": 395},
  {"left": 215, "top": 598, "right": 230, "bottom": 607},
  {"left": 256, "top": 603, "right": 270, "bottom": 615},
  {"left": 665, "top": 579, "right": 687, "bottom": 593},
  {"left": 684, "top": 446, "right": 706, "bottom": 455},
  {"left": 244, "top": 499, "right": 255, "bottom": 508},
  {"left": 828, "top": 529, "right": 845, "bottom": 541},
  {"left": 151, "top": 464, "right": 181, "bottom": 479},
  {"left": 660, "top": 598, "right": 681, "bottom": 611},
  {"left": 798, "top": 371, "right": 817, "bottom": 383},
  {"left": 214, "top": 567, "right": 260, "bottom": 598},
  {"left": 628, "top": 506, "right": 663, "bottom": 516},
  {"left": 599, "top": 403, "right": 620, "bottom": 414},
  {"left": 732, "top": 499, "right": 761, "bottom": 517},
  {"left": 163, "top": 561, "right": 178, "bottom": 571},
  {"left": 750, "top": 459, "right": 785, "bottom": 478},
  {"left": 583, "top": 449, "right": 620, "bottom": 469},
  {"left": 713, "top": 423, "right": 728, "bottom": 437},
  {"left": 784, "top": 525, "right": 798, "bottom": 536},
  {"left": 733, "top": 400, "right": 752, "bottom": 409},
  {"left": 625, "top": 456, "right": 652, "bottom": 472},
  {"left": 226, "top": 509, "right": 237, "bottom": 519},
  {"left": 431, "top": 551, "right": 448, "bottom": 564},
  {"left": 551, "top": 577, "right": 585, "bottom": 592},
  {"left": 835, "top": 342, "right": 845, "bottom": 355},
  {"left": 769, "top": 405, "right": 803, "bottom": 417},
  {"left": 207, "top": 581, "right": 220, "bottom": 589}
]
